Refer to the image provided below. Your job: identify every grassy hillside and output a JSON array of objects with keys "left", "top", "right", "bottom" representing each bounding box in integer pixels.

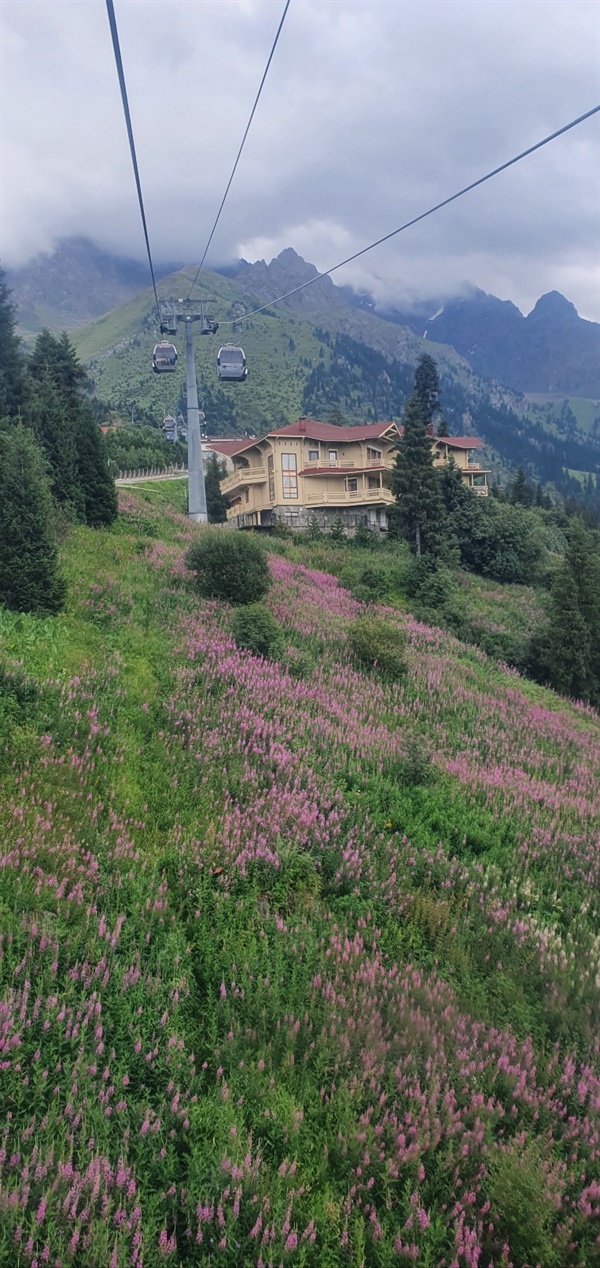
[
  {"left": 1, "top": 487, "right": 600, "bottom": 1264},
  {"left": 72, "top": 268, "right": 336, "bottom": 433}
]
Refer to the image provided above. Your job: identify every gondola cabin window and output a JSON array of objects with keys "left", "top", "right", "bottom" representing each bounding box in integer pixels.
[{"left": 282, "top": 453, "right": 298, "bottom": 499}]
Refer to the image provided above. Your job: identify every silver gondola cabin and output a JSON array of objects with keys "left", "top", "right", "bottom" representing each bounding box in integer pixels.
[
  {"left": 152, "top": 341, "right": 178, "bottom": 374},
  {"left": 216, "top": 344, "right": 247, "bottom": 382}
]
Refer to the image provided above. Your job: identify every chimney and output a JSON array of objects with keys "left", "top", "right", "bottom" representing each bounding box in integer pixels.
[
  {"left": 298, "top": 418, "right": 306, "bottom": 434},
  {"left": 426, "top": 423, "right": 434, "bottom": 437}
]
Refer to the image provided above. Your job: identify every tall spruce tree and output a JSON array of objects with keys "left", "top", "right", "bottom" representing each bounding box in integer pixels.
[
  {"left": 392, "top": 392, "right": 445, "bottom": 556},
  {"left": 510, "top": 467, "right": 533, "bottom": 506},
  {"left": 75, "top": 403, "right": 118, "bottom": 527},
  {"left": 0, "top": 267, "right": 28, "bottom": 419},
  {"left": 29, "top": 330, "right": 116, "bottom": 526},
  {"left": 205, "top": 451, "right": 228, "bottom": 523},
  {"left": 414, "top": 354, "right": 441, "bottom": 429},
  {"left": 29, "top": 368, "right": 84, "bottom": 517},
  {"left": 0, "top": 427, "right": 66, "bottom": 615},
  {"left": 543, "top": 564, "right": 592, "bottom": 701}
]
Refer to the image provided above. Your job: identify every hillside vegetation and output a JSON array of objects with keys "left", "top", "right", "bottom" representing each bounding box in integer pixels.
[{"left": 2, "top": 485, "right": 600, "bottom": 1265}]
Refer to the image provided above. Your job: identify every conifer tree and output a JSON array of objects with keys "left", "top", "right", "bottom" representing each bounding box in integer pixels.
[
  {"left": 510, "top": 467, "right": 533, "bottom": 506},
  {"left": 436, "top": 416, "right": 450, "bottom": 437},
  {"left": 205, "top": 451, "right": 228, "bottom": 523},
  {"left": 414, "top": 354, "right": 441, "bottom": 428},
  {"left": 392, "top": 392, "right": 444, "bottom": 556},
  {"left": 544, "top": 564, "right": 592, "bottom": 700},
  {"left": 0, "top": 267, "right": 27, "bottom": 419},
  {"left": 0, "top": 427, "right": 66, "bottom": 615},
  {"left": 29, "top": 368, "right": 84, "bottom": 517},
  {"left": 29, "top": 330, "right": 116, "bottom": 526},
  {"left": 75, "top": 403, "right": 118, "bottom": 527},
  {"left": 326, "top": 406, "right": 347, "bottom": 427}
]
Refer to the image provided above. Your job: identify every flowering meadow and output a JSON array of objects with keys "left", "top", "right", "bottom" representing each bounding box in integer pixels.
[{"left": 1, "top": 485, "right": 600, "bottom": 1266}]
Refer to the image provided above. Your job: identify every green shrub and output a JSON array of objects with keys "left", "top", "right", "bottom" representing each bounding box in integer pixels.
[
  {"left": 348, "top": 613, "right": 408, "bottom": 678},
  {"left": 340, "top": 560, "right": 393, "bottom": 603},
  {"left": 282, "top": 645, "right": 314, "bottom": 679},
  {"left": 400, "top": 733, "right": 433, "bottom": 785},
  {"left": 231, "top": 604, "right": 284, "bottom": 659},
  {"left": 487, "top": 1142, "right": 560, "bottom": 1267},
  {"left": 186, "top": 529, "right": 271, "bottom": 605}
]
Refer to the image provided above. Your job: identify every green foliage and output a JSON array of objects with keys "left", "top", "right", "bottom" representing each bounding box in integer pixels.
[
  {"left": 347, "top": 612, "right": 408, "bottom": 678},
  {"left": 329, "top": 515, "right": 346, "bottom": 543},
  {"left": 281, "top": 645, "right": 315, "bottom": 679},
  {"left": 535, "top": 519, "right": 600, "bottom": 704},
  {"left": 75, "top": 403, "right": 118, "bottom": 526},
  {"left": 29, "top": 367, "right": 84, "bottom": 517},
  {"left": 231, "top": 604, "right": 284, "bottom": 659},
  {"left": 0, "top": 427, "right": 66, "bottom": 615},
  {"left": 306, "top": 513, "right": 323, "bottom": 542},
  {"left": 352, "top": 518, "right": 374, "bottom": 549},
  {"left": 340, "top": 559, "right": 394, "bottom": 603},
  {"left": 0, "top": 266, "right": 28, "bottom": 419},
  {"left": 28, "top": 329, "right": 117, "bottom": 527},
  {"left": 509, "top": 465, "right": 534, "bottom": 506},
  {"left": 399, "top": 732, "right": 434, "bottom": 786},
  {"left": 205, "top": 450, "right": 229, "bottom": 524},
  {"left": 487, "top": 1142, "right": 561, "bottom": 1267},
  {"left": 414, "top": 352, "right": 441, "bottom": 427},
  {"left": 452, "top": 495, "right": 543, "bottom": 585},
  {"left": 104, "top": 424, "right": 187, "bottom": 475},
  {"left": 392, "top": 388, "right": 445, "bottom": 557},
  {"left": 186, "top": 529, "right": 271, "bottom": 605}
]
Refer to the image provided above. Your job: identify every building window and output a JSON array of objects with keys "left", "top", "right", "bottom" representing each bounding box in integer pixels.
[
  {"left": 366, "top": 447, "right": 382, "bottom": 461},
  {"left": 328, "top": 450, "right": 338, "bottom": 463},
  {"left": 308, "top": 448, "right": 319, "bottom": 461},
  {"left": 267, "top": 454, "right": 275, "bottom": 502},
  {"left": 244, "top": 488, "right": 250, "bottom": 503},
  {"left": 472, "top": 473, "right": 487, "bottom": 487},
  {"left": 282, "top": 452, "right": 298, "bottom": 498},
  {"left": 367, "top": 474, "right": 381, "bottom": 489},
  {"left": 346, "top": 477, "right": 358, "bottom": 493}
]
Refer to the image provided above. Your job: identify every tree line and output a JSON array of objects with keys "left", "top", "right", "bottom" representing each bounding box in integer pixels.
[
  {"left": 391, "top": 354, "right": 600, "bottom": 707},
  {"left": 0, "top": 268, "right": 117, "bottom": 615}
]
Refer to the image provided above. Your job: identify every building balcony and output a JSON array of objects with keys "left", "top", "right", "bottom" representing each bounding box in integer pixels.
[
  {"left": 305, "top": 486, "right": 395, "bottom": 507},
  {"left": 302, "top": 456, "right": 394, "bottom": 474},
  {"left": 221, "top": 466, "right": 267, "bottom": 494}
]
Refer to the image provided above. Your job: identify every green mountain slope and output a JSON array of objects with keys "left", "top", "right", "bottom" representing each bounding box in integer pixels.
[{"left": 69, "top": 258, "right": 600, "bottom": 499}]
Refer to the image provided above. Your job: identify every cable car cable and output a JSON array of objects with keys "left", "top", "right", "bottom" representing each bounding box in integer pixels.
[
  {"left": 105, "top": 0, "right": 162, "bottom": 324},
  {"left": 220, "top": 101, "right": 600, "bottom": 326},
  {"left": 187, "top": 0, "right": 293, "bottom": 300}
]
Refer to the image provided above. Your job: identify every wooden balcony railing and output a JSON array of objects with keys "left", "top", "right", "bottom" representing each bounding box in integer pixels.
[{"left": 221, "top": 466, "right": 267, "bottom": 494}]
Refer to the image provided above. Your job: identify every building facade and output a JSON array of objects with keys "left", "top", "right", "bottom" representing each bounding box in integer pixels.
[{"left": 206, "top": 418, "right": 489, "bottom": 532}]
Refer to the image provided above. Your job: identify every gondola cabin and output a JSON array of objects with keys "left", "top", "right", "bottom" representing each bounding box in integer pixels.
[
  {"left": 217, "top": 345, "right": 247, "bottom": 382},
  {"left": 152, "top": 341, "right": 178, "bottom": 374}
]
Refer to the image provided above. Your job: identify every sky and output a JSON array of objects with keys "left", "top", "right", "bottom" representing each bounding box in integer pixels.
[{"left": 1, "top": 0, "right": 599, "bottom": 319}]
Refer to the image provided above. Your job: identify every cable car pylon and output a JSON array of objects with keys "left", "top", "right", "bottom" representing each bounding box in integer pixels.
[{"left": 158, "top": 299, "right": 218, "bottom": 522}]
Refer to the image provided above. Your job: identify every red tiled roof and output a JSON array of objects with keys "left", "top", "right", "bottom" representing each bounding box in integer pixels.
[
  {"left": 269, "top": 418, "right": 400, "bottom": 443},
  {"left": 436, "top": 436, "right": 484, "bottom": 450},
  {"left": 206, "top": 425, "right": 485, "bottom": 457},
  {"left": 204, "top": 438, "right": 254, "bottom": 456}
]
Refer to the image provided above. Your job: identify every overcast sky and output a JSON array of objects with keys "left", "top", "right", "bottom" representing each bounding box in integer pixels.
[{"left": 1, "top": 0, "right": 599, "bottom": 318}]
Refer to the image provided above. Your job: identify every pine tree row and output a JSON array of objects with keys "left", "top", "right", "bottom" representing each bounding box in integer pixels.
[{"left": 0, "top": 268, "right": 117, "bottom": 615}]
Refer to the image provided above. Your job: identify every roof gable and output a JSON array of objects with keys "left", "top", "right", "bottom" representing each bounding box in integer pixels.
[{"left": 269, "top": 418, "right": 400, "bottom": 443}]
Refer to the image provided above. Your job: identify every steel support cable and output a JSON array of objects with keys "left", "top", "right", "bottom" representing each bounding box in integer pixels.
[
  {"left": 221, "top": 102, "right": 600, "bottom": 326},
  {"left": 105, "top": 0, "right": 162, "bottom": 324},
  {"left": 187, "top": 0, "right": 293, "bottom": 299}
]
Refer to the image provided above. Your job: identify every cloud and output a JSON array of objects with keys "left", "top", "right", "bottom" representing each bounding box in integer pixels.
[{"left": 1, "top": 0, "right": 599, "bottom": 318}]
